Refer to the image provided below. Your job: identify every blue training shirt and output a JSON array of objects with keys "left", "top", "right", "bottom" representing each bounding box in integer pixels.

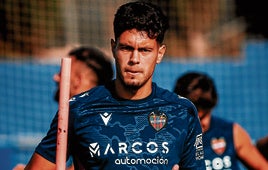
[
  {"left": 203, "top": 116, "right": 240, "bottom": 170},
  {"left": 36, "top": 82, "right": 205, "bottom": 170}
]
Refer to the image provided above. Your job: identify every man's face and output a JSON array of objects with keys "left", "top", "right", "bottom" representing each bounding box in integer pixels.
[
  {"left": 53, "top": 57, "right": 98, "bottom": 102},
  {"left": 111, "top": 29, "right": 166, "bottom": 89}
]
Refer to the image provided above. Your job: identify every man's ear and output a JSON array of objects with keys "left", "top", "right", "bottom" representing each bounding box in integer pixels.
[
  {"left": 156, "top": 44, "right": 166, "bottom": 64},
  {"left": 73, "top": 73, "right": 82, "bottom": 89},
  {"left": 111, "top": 39, "right": 116, "bottom": 58}
]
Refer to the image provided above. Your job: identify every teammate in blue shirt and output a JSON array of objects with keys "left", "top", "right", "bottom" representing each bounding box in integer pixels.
[
  {"left": 174, "top": 71, "right": 268, "bottom": 170},
  {"left": 12, "top": 46, "right": 114, "bottom": 170},
  {"left": 25, "top": 1, "right": 204, "bottom": 169}
]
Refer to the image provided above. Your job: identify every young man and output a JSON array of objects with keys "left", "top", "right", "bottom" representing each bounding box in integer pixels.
[
  {"left": 13, "top": 46, "right": 113, "bottom": 170},
  {"left": 174, "top": 71, "right": 268, "bottom": 170},
  {"left": 25, "top": 2, "right": 204, "bottom": 169}
]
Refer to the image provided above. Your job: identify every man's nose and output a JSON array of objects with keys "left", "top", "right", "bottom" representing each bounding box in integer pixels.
[
  {"left": 53, "top": 73, "right": 60, "bottom": 82},
  {"left": 129, "top": 50, "right": 140, "bottom": 64}
]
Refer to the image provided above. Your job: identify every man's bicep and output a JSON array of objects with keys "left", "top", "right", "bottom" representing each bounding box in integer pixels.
[{"left": 25, "top": 152, "right": 56, "bottom": 170}]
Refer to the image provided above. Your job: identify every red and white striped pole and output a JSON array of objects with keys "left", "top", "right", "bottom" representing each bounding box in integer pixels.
[{"left": 56, "top": 57, "right": 71, "bottom": 170}]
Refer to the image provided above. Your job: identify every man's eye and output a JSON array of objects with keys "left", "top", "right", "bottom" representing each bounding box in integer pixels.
[
  {"left": 139, "top": 49, "right": 151, "bottom": 52},
  {"left": 120, "top": 46, "right": 132, "bottom": 51}
]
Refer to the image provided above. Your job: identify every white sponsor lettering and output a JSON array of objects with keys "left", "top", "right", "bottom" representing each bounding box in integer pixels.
[
  {"left": 114, "top": 156, "right": 168, "bottom": 165},
  {"left": 89, "top": 141, "right": 169, "bottom": 157},
  {"left": 89, "top": 142, "right": 100, "bottom": 157},
  {"left": 205, "top": 156, "right": 232, "bottom": 170}
]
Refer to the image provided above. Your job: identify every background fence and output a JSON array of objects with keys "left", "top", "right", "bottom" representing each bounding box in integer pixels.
[{"left": 0, "top": 0, "right": 267, "bottom": 169}]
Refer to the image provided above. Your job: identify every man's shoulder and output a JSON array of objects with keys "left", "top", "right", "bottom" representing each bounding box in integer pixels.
[
  {"left": 154, "top": 83, "right": 196, "bottom": 113},
  {"left": 210, "top": 116, "right": 234, "bottom": 131},
  {"left": 212, "top": 116, "right": 234, "bottom": 125},
  {"left": 70, "top": 85, "right": 110, "bottom": 106}
]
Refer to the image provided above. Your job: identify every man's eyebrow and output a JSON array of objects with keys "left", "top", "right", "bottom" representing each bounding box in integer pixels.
[
  {"left": 118, "top": 43, "right": 134, "bottom": 49},
  {"left": 117, "top": 42, "right": 154, "bottom": 50},
  {"left": 118, "top": 42, "right": 129, "bottom": 46}
]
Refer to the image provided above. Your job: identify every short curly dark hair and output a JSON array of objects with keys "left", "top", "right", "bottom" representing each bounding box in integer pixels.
[
  {"left": 113, "top": 1, "right": 169, "bottom": 44},
  {"left": 174, "top": 71, "right": 218, "bottom": 110},
  {"left": 69, "top": 46, "right": 113, "bottom": 85}
]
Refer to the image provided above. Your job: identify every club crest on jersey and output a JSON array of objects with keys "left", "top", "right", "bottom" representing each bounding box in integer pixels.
[
  {"left": 211, "top": 137, "right": 226, "bottom": 155},
  {"left": 148, "top": 111, "right": 167, "bottom": 131}
]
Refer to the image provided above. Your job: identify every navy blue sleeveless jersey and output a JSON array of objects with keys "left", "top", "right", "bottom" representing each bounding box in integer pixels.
[
  {"left": 35, "top": 82, "right": 205, "bottom": 170},
  {"left": 203, "top": 116, "right": 240, "bottom": 170}
]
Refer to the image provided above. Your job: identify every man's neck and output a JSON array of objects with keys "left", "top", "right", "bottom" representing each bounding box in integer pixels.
[{"left": 114, "top": 79, "right": 152, "bottom": 100}]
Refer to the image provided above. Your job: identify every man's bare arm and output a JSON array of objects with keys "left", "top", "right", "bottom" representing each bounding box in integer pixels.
[{"left": 25, "top": 153, "right": 56, "bottom": 170}]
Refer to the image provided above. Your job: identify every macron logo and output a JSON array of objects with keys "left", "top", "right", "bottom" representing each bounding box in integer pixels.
[{"left": 100, "top": 112, "right": 112, "bottom": 126}]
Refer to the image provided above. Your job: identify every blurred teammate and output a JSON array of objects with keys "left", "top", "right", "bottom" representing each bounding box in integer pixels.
[
  {"left": 24, "top": 1, "right": 204, "bottom": 169},
  {"left": 13, "top": 46, "right": 113, "bottom": 170},
  {"left": 53, "top": 46, "right": 113, "bottom": 102},
  {"left": 174, "top": 71, "right": 268, "bottom": 170}
]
